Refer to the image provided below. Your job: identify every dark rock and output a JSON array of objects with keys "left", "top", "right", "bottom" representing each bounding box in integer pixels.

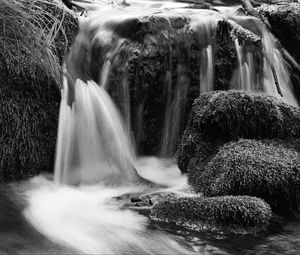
[
  {"left": 215, "top": 20, "right": 238, "bottom": 91},
  {"left": 256, "top": 3, "right": 300, "bottom": 102},
  {"left": 130, "top": 197, "right": 142, "bottom": 203},
  {"left": 257, "top": 3, "right": 300, "bottom": 64}
]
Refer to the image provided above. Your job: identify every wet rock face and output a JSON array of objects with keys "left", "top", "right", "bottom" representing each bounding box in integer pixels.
[
  {"left": 256, "top": 3, "right": 300, "bottom": 102},
  {"left": 215, "top": 21, "right": 237, "bottom": 91},
  {"left": 106, "top": 16, "right": 207, "bottom": 155},
  {"left": 71, "top": 12, "right": 241, "bottom": 156},
  {"left": 257, "top": 3, "right": 300, "bottom": 63}
]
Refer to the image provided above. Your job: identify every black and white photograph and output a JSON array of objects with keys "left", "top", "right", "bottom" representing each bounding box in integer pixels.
[{"left": 0, "top": 0, "right": 300, "bottom": 254}]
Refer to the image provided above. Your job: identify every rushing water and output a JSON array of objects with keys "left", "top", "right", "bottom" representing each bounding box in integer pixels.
[
  {"left": 54, "top": 78, "right": 139, "bottom": 185},
  {"left": 1, "top": 0, "right": 300, "bottom": 254},
  {"left": 70, "top": 0, "right": 298, "bottom": 156},
  {"left": 2, "top": 160, "right": 300, "bottom": 254}
]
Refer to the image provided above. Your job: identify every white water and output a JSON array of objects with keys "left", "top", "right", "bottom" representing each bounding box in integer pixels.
[
  {"left": 25, "top": 158, "right": 191, "bottom": 255},
  {"left": 231, "top": 30, "right": 298, "bottom": 106},
  {"left": 54, "top": 78, "right": 137, "bottom": 185},
  {"left": 200, "top": 45, "right": 214, "bottom": 93},
  {"left": 69, "top": 1, "right": 298, "bottom": 157}
]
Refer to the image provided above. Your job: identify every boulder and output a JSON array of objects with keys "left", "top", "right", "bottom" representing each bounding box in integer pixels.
[
  {"left": 177, "top": 90, "right": 300, "bottom": 174},
  {"left": 150, "top": 195, "right": 272, "bottom": 233},
  {"left": 0, "top": 0, "right": 78, "bottom": 181},
  {"left": 188, "top": 139, "right": 300, "bottom": 215}
]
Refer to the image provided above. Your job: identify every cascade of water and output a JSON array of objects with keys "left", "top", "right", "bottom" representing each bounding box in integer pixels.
[
  {"left": 231, "top": 27, "right": 298, "bottom": 107},
  {"left": 160, "top": 17, "right": 217, "bottom": 156},
  {"left": 200, "top": 45, "right": 214, "bottom": 93},
  {"left": 4, "top": 2, "right": 300, "bottom": 255},
  {"left": 55, "top": 2, "right": 298, "bottom": 184},
  {"left": 160, "top": 65, "right": 189, "bottom": 157},
  {"left": 54, "top": 75, "right": 138, "bottom": 185}
]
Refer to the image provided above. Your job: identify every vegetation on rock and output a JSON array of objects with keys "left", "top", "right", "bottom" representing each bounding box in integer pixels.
[
  {"left": 177, "top": 90, "right": 300, "bottom": 173},
  {"left": 150, "top": 195, "right": 272, "bottom": 232},
  {"left": 188, "top": 139, "right": 300, "bottom": 215},
  {"left": 0, "top": 0, "right": 78, "bottom": 181}
]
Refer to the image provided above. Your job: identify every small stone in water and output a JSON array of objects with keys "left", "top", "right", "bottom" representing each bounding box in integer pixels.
[{"left": 130, "top": 197, "right": 142, "bottom": 203}]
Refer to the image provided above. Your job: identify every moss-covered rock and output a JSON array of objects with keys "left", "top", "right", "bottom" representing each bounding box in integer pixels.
[
  {"left": 177, "top": 90, "right": 300, "bottom": 173},
  {"left": 150, "top": 195, "right": 272, "bottom": 233},
  {"left": 0, "top": 1, "right": 78, "bottom": 182},
  {"left": 188, "top": 139, "right": 300, "bottom": 215},
  {"left": 214, "top": 20, "right": 238, "bottom": 91}
]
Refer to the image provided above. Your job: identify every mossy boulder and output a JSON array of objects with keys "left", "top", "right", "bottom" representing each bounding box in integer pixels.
[
  {"left": 177, "top": 90, "right": 300, "bottom": 174},
  {"left": 0, "top": 1, "right": 78, "bottom": 182},
  {"left": 150, "top": 195, "right": 272, "bottom": 233},
  {"left": 188, "top": 139, "right": 300, "bottom": 215}
]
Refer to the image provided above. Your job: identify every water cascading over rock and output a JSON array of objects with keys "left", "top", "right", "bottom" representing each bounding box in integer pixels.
[
  {"left": 55, "top": 1, "right": 298, "bottom": 185},
  {"left": 54, "top": 76, "right": 140, "bottom": 185}
]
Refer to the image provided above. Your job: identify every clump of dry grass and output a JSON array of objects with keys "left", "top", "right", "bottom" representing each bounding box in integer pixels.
[{"left": 0, "top": 0, "right": 77, "bottom": 86}]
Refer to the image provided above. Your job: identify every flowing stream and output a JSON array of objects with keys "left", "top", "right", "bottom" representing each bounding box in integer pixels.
[{"left": 1, "top": 0, "right": 300, "bottom": 254}]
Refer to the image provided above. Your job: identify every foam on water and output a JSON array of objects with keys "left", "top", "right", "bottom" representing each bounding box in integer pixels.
[{"left": 25, "top": 158, "right": 192, "bottom": 255}]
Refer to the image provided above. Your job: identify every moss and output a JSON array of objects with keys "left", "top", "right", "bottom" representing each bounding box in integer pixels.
[
  {"left": 214, "top": 20, "right": 238, "bottom": 91},
  {"left": 150, "top": 195, "right": 272, "bottom": 233},
  {"left": 177, "top": 90, "right": 300, "bottom": 173},
  {"left": 0, "top": 86, "right": 59, "bottom": 182},
  {"left": 189, "top": 139, "right": 300, "bottom": 215},
  {"left": 192, "top": 90, "right": 300, "bottom": 139},
  {"left": 0, "top": 1, "right": 78, "bottom": 182}
]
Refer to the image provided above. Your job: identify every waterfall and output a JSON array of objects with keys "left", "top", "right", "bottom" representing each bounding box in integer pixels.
[
  {"left": 231, "top": 28, "right": 298, "bottom": 107},
  {"left": 3, "top": 1, "right": 300, "bottom": 255},
  {"left": 54, "top": 1, "right": 298, "bottom": 185},
  {"left": 54, "top": 76, "right": 138, "bottom": 185}
]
